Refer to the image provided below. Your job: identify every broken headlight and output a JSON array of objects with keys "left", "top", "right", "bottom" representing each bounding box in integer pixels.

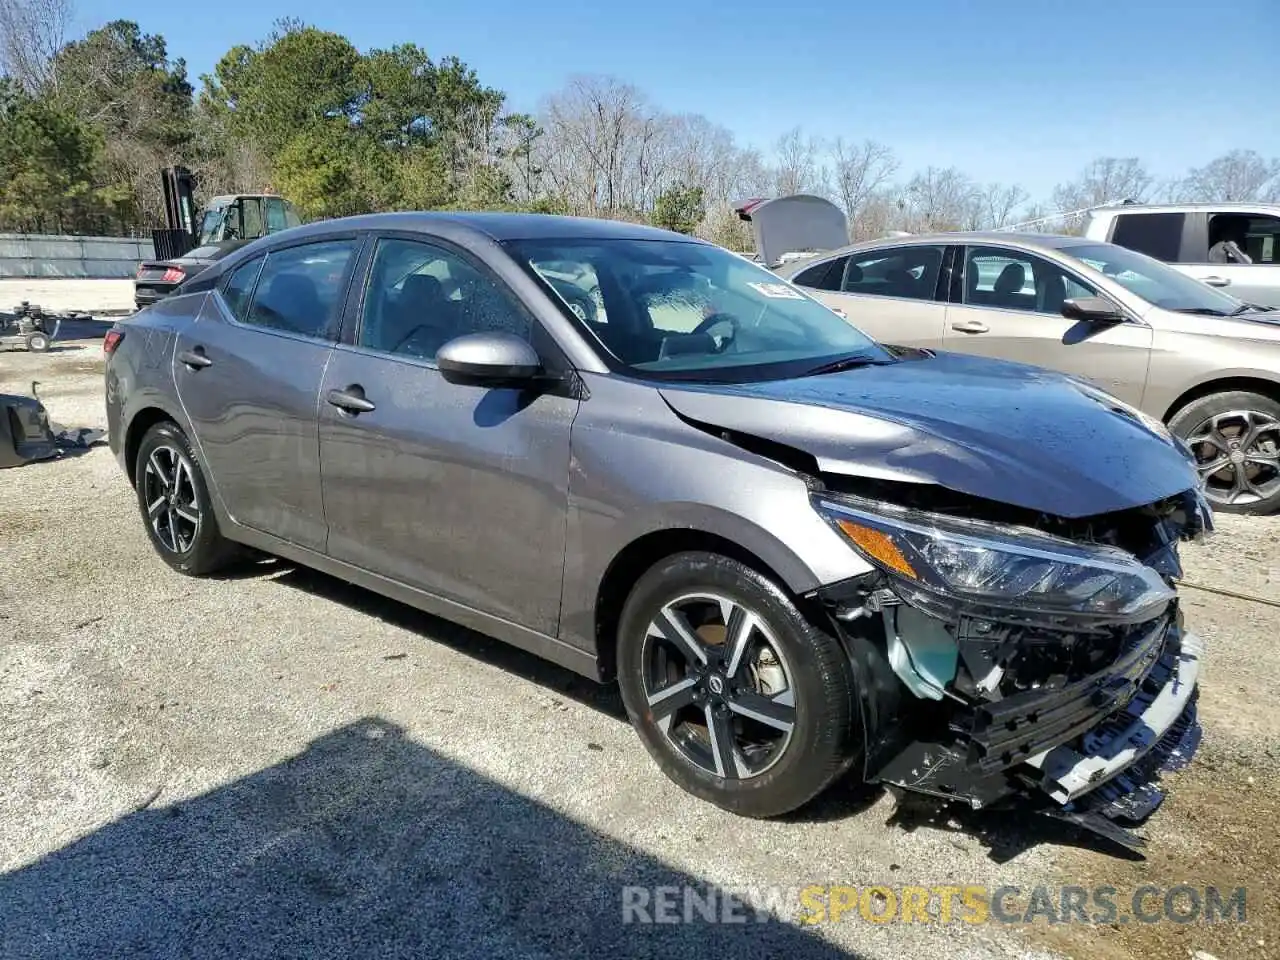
[{"left": 815, "top": 495, "right": 1176, "bottom": 624}]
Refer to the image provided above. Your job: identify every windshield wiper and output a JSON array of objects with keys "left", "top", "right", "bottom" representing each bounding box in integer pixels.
[
  {"left": 1230, "top": 303, "right": 1268, "bottom": 315},
  {"left": 1170, "top": 307, "right": 1230, "bottom": 316},
  {"left": 799, "top": 353, "right": 894, "bottom": 377}
]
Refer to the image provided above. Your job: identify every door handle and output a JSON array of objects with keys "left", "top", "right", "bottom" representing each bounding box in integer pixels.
[
  {"left": 326, "top": 385, "right": 376, "bottom": 415},
  {"left": 178, "top": 347, "right": 212, "bottom": 369},
  {"left": 831, "top": 307, "right": 848, "bottom": 319},
  {"left": 951, "top": 320, "right": 990, "bottom": 334},
  {"left": 1202, "top": 276, "right": 1231, "bottom": 287}
]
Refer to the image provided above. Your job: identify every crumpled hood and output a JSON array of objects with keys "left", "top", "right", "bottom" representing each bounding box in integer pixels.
[{"left": 659, "top": 351, "right": 1200, "bottom": 518}]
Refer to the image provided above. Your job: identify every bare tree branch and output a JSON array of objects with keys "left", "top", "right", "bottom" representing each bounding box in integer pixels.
[
  {"left": 900, "top": 166, "right": 979, "bottom": 232},
  {"left": 1174, "top": 149, "right": 1280, "bottom": 203},
  {"left": 829, "top": 137, "right": 897, "bottom": 239},
  {"left": 979, "top": 181, "right": 1030, "bottom": 229},
  {"left": 0, "top": 0, "right": 74, "bottom": 92},
  {"left": 772, "top": 126, "right": 827, "bottom": 197},
  {"left": 1051, "top": 157, "right": 1152, "bottom": 213}
]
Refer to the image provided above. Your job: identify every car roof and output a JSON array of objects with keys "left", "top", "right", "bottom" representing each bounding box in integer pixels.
[
  {"left": 208, "top": 194, "right": 285, "bottom": 204},
  {"left": 775, "top": 231, "right": 1098, "bottom": 271},
  {"left": 273, "top": 211, "right": 694, "bottom": 245},
  {"left": 1088, "top": 201, "right": 1280, "bottom": 215}
]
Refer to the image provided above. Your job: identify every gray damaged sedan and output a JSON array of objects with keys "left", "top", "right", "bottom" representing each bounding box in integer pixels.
[{"left": 105, "top": 212, "right": 1212, "bottom": 847}]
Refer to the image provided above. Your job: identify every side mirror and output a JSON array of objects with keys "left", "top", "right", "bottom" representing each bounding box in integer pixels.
[
  {"left": 1062, "top": 296, "right": 1126, "bottom": 325},
  {"left": 436, "top": 331, "right": 544, "bottom": 387}
]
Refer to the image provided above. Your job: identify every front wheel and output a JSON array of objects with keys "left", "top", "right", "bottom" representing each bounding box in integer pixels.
[
  {"left": 1169, "top": 390, "right": 1280, "bottom": 515},
  {"left": 25, "top": 331, "right": 49, "bottom": 352},
  {"left": 616, "top": 551, "right": 860, "bottom": 818}
]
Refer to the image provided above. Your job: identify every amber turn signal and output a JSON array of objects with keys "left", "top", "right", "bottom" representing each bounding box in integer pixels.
[{"left": 835, "top": 519, "right": 918, "bottom": 580}]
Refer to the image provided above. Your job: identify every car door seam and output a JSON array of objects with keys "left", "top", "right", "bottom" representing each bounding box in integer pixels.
[
  {"left": 553, "top": 394, "right": 586, "bottom": 638},
  {"left": 315, "top": 344, "right": 341, "bottom": 554},
  {"left": 173, "top": 292, "right": 233, "bottom": 522}
]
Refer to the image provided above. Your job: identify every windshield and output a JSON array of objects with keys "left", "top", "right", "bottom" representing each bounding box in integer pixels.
[
  {"left": 506, "top": 238, "right": 892, "bottom": 382},
  {"left": 197, "top": 208, "right": 224, "bottom": 246},
  {"left": 1062, "top": 242, "right": 1245, "bottom": 315},
  {"left": 197, "top": 202, "right": 242, "bottom": 246}
]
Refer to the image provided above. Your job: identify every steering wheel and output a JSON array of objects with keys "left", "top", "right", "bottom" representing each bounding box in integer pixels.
[{"left": 691, "top": 312, "right": 740, "bottom": 352}]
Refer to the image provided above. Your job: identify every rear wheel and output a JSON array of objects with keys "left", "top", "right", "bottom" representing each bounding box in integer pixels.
[
  {"left": 616, "top": 551, "right": 859, "bottom": 818},
  {"left": 133, "top": 421, "right": 239, "bottom": 574},
  {"left": 1169, "top": 390, "right": 1280, "bottom": 515}
]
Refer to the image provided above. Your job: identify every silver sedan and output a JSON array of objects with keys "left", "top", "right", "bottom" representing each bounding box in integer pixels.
[{"left": 778, "top": 231, "right": 1280, "bottom": 514}]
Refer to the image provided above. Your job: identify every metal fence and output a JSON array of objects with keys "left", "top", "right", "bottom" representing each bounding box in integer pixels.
[{"left": 0, "top": 233, "right": 155, "bottom": 279}]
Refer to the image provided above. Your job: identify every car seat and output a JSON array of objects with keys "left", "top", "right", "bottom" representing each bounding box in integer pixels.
[
  {"left": 993, "top": 263, "right": 1026, "bottom": 308},
  {"left": 1037, "top": 271, "right": 1067, "bottom": 315},
  {"left": 259, "top": 272, "right": 324, "bottom": 335},
  {"left": 382, "top": 274, "right": 455, "bottom": 356}
]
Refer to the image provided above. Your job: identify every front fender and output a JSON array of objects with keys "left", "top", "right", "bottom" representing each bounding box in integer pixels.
[
  {"left": 1149, "top": 363, "right": 1280, "bottom": 422},
  {"left": 556, "top": 378, "right": 873, "bottom": 655}
]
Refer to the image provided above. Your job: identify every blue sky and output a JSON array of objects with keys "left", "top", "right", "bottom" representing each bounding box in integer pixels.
[{"left": 74, "top": 0, "right": 1279, "bottom": 201}]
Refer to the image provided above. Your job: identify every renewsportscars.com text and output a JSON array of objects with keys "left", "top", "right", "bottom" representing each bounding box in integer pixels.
[{"left": 620, "top": 883, "right": 1247, "bottom": 926}]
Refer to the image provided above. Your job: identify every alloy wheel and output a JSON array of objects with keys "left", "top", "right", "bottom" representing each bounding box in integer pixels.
[
  {"left": 641, "top": 593, "right": 796, "bottom": 780},
  {"left": 1186, "top": 409, "right": 1280, "bottom": 507},
  {"left": 142, "top": 444, "right": 202, "bottom": 553}
]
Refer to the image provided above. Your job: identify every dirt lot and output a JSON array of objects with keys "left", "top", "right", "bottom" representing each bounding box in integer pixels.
[
  {"left": 1, "top": 340, "right": 1276, "bottom": 960},
  {"left": 0, "top": 278, "right": 135, "bottom": 314}
]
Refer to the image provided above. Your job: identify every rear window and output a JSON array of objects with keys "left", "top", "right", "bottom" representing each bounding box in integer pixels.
[{"left": 1109, "top": 213, "right": 1185, "bottom": 262}]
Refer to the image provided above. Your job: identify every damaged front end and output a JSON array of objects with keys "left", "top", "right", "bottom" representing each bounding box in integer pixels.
[{"left": 809, "top": 481, "right": 1213, "bottom": 851}]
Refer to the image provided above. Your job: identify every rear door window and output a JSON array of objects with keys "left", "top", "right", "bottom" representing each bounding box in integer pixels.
[
  {"left": 843, "top": 245, "right": 946, "bottom": 302},
  {"left": 241, "top": 240, "right": 358, "bottom": 340},
  {"left": 1110, "top": 213, "right": 1185, "bottom": 262}
]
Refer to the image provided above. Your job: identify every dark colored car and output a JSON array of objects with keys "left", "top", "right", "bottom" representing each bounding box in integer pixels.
[
  {"left": 133, "top": 241, "right": 251, "bottom": 310},
  {"left": 104, "top": 212, "right": 1211, "bottom": 844}
]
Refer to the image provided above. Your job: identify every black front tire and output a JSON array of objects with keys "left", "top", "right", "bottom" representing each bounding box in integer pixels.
[
  {"left": 616, "top": 551, "right": 860, "bottom": 818},
  {"left": 133, "top": 420, "right": 239, "bottom": 575},
  {"left": 25, "top": 332, "right": 49, "bottom": 352},
  {"left": 1169, "top": 390, "right": 1280, "bottom": 515}
]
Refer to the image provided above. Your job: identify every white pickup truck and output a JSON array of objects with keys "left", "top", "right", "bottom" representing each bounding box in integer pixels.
[{"left": 1081, "top": 202, "right": 1280, "bottom": 308}]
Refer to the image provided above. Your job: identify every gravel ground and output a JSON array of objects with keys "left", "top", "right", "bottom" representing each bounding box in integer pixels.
[
  {"left": 0, "top": 278, "right": 135, "bottom": 314},
  {"left": 1, "top": 341, "right": 1275, "bottom": 960}
]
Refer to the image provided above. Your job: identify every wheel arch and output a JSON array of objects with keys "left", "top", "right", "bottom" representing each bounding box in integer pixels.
[
  {"left": 1162, "top": 374, "right": 1280, "bottom": 424},
  {"left": 123, "top": 404, "right": 182, "bottom": 486},
  {"left": 592, "top": 527, "right": 810, "bottom": 683}
]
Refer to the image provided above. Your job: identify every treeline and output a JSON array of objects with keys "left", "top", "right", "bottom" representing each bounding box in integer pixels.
[{"left": 2, "top": 1, "right": 1280, "bottom": 246}]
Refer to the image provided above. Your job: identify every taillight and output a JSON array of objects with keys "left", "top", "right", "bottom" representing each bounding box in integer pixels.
[
  {"left": 135, "top": 264, "right": 145, "bottom": 278},
  {"left": 161, "top": 267, "right": 186, "bottom": 284},
  {"left": 103, "top": 330, "right": 124, "bottom": 354}
]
